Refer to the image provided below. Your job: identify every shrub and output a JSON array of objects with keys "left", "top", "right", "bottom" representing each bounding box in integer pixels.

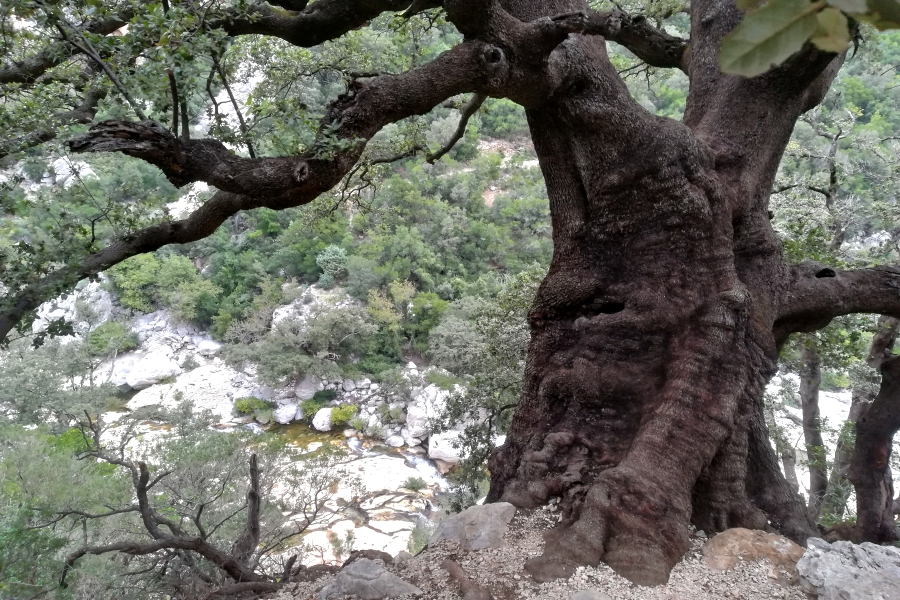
[
  {"left": 234, "top": 397, "right": 275, "bottom": 416},
  {"left": 315, "top": 245, "right": 349, "bottom": 279},
  {"left": 425, "top": 371, "right": 461, "bottom": 391},
  {"left": 349, "top": 416, "right": 367, "bottom": 432},
  {"left": 313, "top": 389, "right": 338, "bottom": 402},
  {"left": 330, "top": 404, "right": 358, "bottom": 426},
  {"left": 407, "top": 520, "right": 436, "bottom": 554},
  {"left": 87, "top": 322, "right": 138, "bottom": 357},
  {"left": 402, "top": 477, "right": 427, "bottom": 492}
]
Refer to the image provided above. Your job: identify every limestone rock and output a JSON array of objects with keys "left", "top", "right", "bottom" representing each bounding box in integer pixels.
[
  {"left": 342, "top": 379, "right": 357, "bottom": 392},
  {"left": 196, "top": 339, "right": 222, "bottom": 356},
  {"left": 797, "top": 537, "right": 900, "bottom": 600},
  {"left": 385, "top": 435, "right": 404, "bottom": 448},
  {"left": 318, "top": 558, "right": 422, "bottom": 599},
  {"left": 295, "top": 375, "right": 324, "bottom": 400},
  {"left": 406, "top": 384, "right": 449, "bottom": 438},
  {"left": 313, "top": 407, "right": 333, "bottom": 432},
  {"left": 429, "top": 502, "right": 516, "bottom": 551},
  {"left": 125, "top": 351, "right": 183, "bottom": 389},
  {"left": 274, "top": 403, "right": 300, "bottom": 424},
  {"left": 428, "top": 431, "right": 463, "bottom": 463},
  {"left": 703, "top": 528, "right": 804, "bottom": 582}
]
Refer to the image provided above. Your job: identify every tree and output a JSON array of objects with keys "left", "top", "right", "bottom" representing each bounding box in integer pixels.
[{"left": 4, "top": 0, "right": 900, "bottom": 587}]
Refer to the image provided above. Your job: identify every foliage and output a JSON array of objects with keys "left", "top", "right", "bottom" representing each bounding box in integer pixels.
[
  {"left": 720, "top": 0, "right": 900, "bottom": 77},
  {"left": 234, "top": 397, "right": 276, "bottom": 416},
  {"left": 401, "top": 476, "right": 427, "bottom": 491},
  {"left": 86, "top": 321, "right": 138, "bottom": 356},
  {"left": 330, "top": 404, "right": 358, "bottom": 426}
]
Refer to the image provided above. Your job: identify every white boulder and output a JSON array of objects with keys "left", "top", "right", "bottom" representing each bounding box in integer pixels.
[
  {"left": 406, "top": 384, "right": 450, "bottom": 439},
  {"left": 312, "top": 408, "right": 333, "bottom": 432},
  {"left": 196, "top": 339, "right": 222, "bottom": 356},
  {"left": 428, "top": 431, "right": 463, "bottom": 463},
  {"left": 274, "top": 403, "right": 300, "bottom": 424},
  {"left": 125, "top": 352, "right": 183, "bottom": 389},
  {"left": 385, "top": 435, "right": 405, "bottom": 448}
]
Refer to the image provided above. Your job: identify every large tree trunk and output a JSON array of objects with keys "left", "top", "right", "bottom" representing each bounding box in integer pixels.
[
  {"left": 485, "top": 0, "right": 831, "bottom": 586},
  {"left": 848, "top": 317, "right": 900, "bottom": 543},
  {"left": 818, "top": 388, "right": 869, "bottom": 521},
  {"left": 799, "top": 342, "right": 828, "bottom": 518}
]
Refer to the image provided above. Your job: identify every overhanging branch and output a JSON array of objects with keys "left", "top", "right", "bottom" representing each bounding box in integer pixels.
[
  {"left": 585, "top": 10, "right": 688, "bottom": 71},
  {"left": 775, "top": 264, "right": 900, "bottom": 342}
]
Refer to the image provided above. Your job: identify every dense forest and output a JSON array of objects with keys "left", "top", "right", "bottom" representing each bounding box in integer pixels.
[{"left": 2, "top": 0, "right": 900, "bottom": 598}]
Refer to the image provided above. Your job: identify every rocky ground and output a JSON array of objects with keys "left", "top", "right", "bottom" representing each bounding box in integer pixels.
[{"left": 271, "top": 506, "right": 837, "bottom": 600}]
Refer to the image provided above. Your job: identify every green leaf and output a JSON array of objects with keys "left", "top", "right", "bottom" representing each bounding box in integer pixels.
[
  {"left": 810, "top": 7, "right": 851, "bottom": 52},
  {"left": 826, "top": 0, "right": 867, "bottom": 11},
  {"left": 720, "top": 0, "right": 825, "bottom": 77}
]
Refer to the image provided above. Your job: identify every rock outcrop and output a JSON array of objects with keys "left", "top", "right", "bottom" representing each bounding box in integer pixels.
[
  {"left": 317, "top": 558, "right": 422, "bottom": 599},
  {"left": 797, "top": 537, "right": 900, "bottom": 600},
  {"left": 429, "top": 502, "right": 516, "bottom": 551},
  {"left": 702, "top": 527, "right": 804, "bottom": 583}
]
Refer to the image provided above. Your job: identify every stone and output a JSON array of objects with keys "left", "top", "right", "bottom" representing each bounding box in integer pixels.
[
  {"left": 343, "top": 379, "right": 357, "bottom": 392},
  {"left": 393, "top": 551, "right": 413, "bottom": 565},
  {"left": 428, "top": 431, "right": 463, "bottom": 463},
  {"left": 312, "top": 407, "right": 333, "bottom": 432},
  {"left": 571, "top": 591, "right": 613, "bottom": 600},
  {"left": 433, "top": 458, "right": 454, "bottom": 474},
  {"left": 370, "top": 383, "right": 380, "bottom": 391},
  {"left": 703, "top": 528, "right": 804, "bottom": 582},
  {"left": 196, "top": 339, "right": 222, "bottom": 356},
  {"left": 295, "top": 375, "right": 324, "bottom": 400},
  {"left": 429, "top": 502, "right": 516, "bottom": 551},
  {"left": 406, "top": 384, "right": 450, "bottom": 438},
  {"left": 125, "top": 351, "right": 183, "bottom": 389},
  {"left": 318, "top": 558, "right": 422, "bottom": 599},
  {"left": 797, "top": 537, "right": 900, "bottom": 600},
  {"left": 385, "top": 435, "right": 404, "bottom": 448},
  {"left": 109, "top": 354, "right": 139, "bottom": 389},
  {"left": 274, "top": 403, "right": 299, "bottom": 424}
]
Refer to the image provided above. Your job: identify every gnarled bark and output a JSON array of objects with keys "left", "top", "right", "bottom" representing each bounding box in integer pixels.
[{"left": 848, "top": 318, "right": 900, "bottom": 543}]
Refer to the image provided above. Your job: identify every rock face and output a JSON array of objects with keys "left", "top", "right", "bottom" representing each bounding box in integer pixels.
[
  {"left": 702, "top": 528, "right": 804, "bottom": 581},
  {"left": 797, "top": 537, "right": 900, "bottom": 600},
  {"left": 125, "top": 351, "right": 183, "bottom": 389},
  {"left": 405, "top": 384, "right": 450, "bottom": 439},
  {"left": 429, "top": 502, "right": 516, "bottom": 551},
  {"left": 313, "top": 407, "right": 333, "bottom": 432},
  {"left": 126, "top": 364, "right": 238, "bottom": 421},
  {"left": 318, "top": 558, "right": 422, "bottom": 599}
]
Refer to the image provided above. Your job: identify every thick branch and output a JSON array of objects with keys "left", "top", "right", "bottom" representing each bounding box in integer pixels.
[
  {"left": 1, "top": 41, "right": 498, "bottom": 343},
  {"left": 585, "top": 10, "right": 688, "bottom": 71},
  {"left": 60, "top": 536, "right": 265, "bottom": 588},
  {"left": 215, "top": 0, "right": 415, "bottom": 48},
  {"left": 230, "top": 454, "right": 261, "bottom": 566},
  {"left": 775, "top": 264, "right": 900, "bottom": 341},
  {"left": 0, "top": 13, "right": 130, "bottom": 86}
]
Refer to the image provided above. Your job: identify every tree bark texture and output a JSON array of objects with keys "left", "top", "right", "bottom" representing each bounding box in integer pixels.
[
  {"left": 485, "top": 0, "right": 843, "bottom": 586},
  {"left": 799, "top": 343, "right": 828, "bottom": 518},
  {"left": 849, "top": 357, "right": 900, "bottom": 543}
]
